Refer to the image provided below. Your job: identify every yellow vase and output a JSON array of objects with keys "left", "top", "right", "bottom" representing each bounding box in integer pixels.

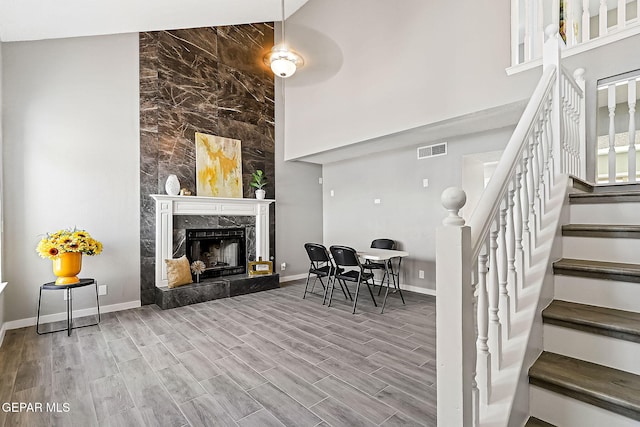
[{"left": 52, "top": 252, "right": 82, "bottom": 285}]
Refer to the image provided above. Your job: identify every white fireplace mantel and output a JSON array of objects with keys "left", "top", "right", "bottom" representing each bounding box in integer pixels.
[{"left": 151, "top": 195, "right": 275, "bottom": 287}]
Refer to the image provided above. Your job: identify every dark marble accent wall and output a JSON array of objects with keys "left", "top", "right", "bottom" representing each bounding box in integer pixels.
[{"left": 139, "top": 24, "right": 275, "bottom": 305}]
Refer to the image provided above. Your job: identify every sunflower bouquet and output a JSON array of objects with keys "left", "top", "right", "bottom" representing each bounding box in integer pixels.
[{"left": 36, "top": 228, "right": 103, "bottom": 260}]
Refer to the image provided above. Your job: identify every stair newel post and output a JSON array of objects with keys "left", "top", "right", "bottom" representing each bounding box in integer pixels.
[
  {"left": 608, "top": 83, "right": 617, "bottom": 183},
  {"left": 543, "top": 25, "right": 562, "bottom": 179},
  {"left": 436, "top": 188, "right": 474, "bottom": 426},
  {"left": 498, "top": 194, "right": 511, "bottom": 340},
  {"left": 627, "top": 78, "right": 636, "bottom": 183},
  {"left": 507, "top": 178, "right": 519, "bottom": 313},
  {"left": 488, "top": 215, "right": 503, "bottom": 371},
  {"left": 476, "top": 239, "right": 491, "bottom": 405}
]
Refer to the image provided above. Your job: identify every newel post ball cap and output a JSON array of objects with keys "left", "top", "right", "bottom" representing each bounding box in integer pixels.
[
  {"left": 545, "top": 24, "right": 559, "bottom": 39},
  {"left": 441, "top": 187, "right": 467, "bottom": 226},
  {"left": 573, "top": 68, "right": 586, "bottom": 81}
]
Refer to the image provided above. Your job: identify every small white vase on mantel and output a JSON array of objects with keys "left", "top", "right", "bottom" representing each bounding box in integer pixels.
[
  {"left": 255, "top": 189, "right": 266, "bottom": 200},
  {"left": 165, "top": 174, "right": 180, "bottom": 196}
]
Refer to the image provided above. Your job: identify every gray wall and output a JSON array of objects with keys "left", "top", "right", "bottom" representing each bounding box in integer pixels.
[
  {"left": 322, "top": 127, "right": 515, "bottom": 292},
  {"left": 283, "top": 0, "right": 539, "bottom": 161},
  {"left": 0, "top": 40, "right": 4, "bottom": 332},
  {"left": 273, "top": 24, "right": 324, "bottom": 280},
  {"left": 2, "top": 34, "right": 141, "bottom": 322}
]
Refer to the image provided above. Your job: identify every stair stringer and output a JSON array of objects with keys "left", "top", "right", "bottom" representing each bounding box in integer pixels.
[{"left": 496, "top": 175, "right": 574, "bottom": 427}]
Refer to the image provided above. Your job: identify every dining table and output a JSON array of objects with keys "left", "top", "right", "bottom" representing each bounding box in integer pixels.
[{"left": 357, "top": 248, "right": 409, "bottom": 313}]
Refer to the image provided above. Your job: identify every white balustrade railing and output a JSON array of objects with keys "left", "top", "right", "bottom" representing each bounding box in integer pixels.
[
  {"left": 597, "top": 70, "right": 640, "bottom": 183},
  {"left": 436, "top": 26, "right": 585, "bottom": 426},
  {"left": 512, "top": 0, "right": 640, "bottom": 66}
]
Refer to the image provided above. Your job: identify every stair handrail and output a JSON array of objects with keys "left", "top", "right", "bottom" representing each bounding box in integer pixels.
[
  {"left": 468, "top": 65, "right": 556, "bottom": 260},
  {"left": 436, "top": 25, "right": 586, "bottom": 427}
]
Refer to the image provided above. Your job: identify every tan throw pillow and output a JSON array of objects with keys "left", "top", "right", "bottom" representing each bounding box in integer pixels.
[{"left": 165, "top": 255, "right": 193, "bottom": 288}]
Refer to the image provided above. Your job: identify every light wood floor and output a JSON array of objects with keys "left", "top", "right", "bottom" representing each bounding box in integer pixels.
[{"left": 0, "top": 279, "right": 436, "bottom": 427}]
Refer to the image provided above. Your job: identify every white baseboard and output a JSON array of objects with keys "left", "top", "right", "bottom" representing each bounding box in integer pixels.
[
  {"left": 399, "top": 283, "right": 436, "bottom": 296},
  {"left": 279, "top": 273, "right": 307, "bottom": 283},
  {"left": 3, "top": 300, "right": 141, "bottom": 331}
]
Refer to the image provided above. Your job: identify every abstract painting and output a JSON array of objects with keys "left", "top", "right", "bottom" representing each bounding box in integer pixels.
[{"left": 195, "top": 132, "right": 243, "bottom": 198}]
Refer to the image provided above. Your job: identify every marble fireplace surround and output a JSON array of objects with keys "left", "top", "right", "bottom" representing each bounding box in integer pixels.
[{"left": 152, "top": 195, "right": 275, "bottom": 288}]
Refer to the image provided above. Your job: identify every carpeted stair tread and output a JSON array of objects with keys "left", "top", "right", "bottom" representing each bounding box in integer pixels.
[
  {"left": 553, "top": 258, "right": 640, "bottom": 283},
  {"left": 543, "top": 300, "right": 640, "bottom": 343},
  {"left": 529, "top": 352, "right": 640, "bottom": 421},
  {"left": 562, "top": 224, "right": 640, "bottom": 239}
]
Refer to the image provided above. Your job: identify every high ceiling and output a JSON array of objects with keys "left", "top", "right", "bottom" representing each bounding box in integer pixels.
[{"left": 0, "top": 0, "right": 310, "bottom": 42}]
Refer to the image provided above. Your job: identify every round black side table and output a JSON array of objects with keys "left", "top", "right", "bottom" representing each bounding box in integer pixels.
[{"left": 36, "top": 278, "right": 101, "bottom": 336}]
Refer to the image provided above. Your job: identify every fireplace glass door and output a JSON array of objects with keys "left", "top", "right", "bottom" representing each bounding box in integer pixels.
[{"left": 186, "top": 228, "right": 246, "bottom": 279}]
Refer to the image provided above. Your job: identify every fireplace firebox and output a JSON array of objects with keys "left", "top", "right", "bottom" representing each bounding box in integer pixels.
[{"left": 186, "top": 228, "right": 246, "bottom": 279}]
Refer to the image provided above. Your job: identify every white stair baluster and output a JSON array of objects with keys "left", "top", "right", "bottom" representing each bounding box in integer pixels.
[
  {"left": 488, "top": 216, "right": 503, "bottom": 371},
  {"left": 520, "top": 150, "right": 532, "bottom": 267},
  {"left": 618, "top": 0, "right": 626, "bottom": 30},
  {"left": 542, "top": 102, "right": 553, "bottom": 193},
  {"left": 628, "top": 79, "right": 637, "bottom": 183},
  {"left": 566, "top": 0, "right": 577, "bottom": 47},
  {"left": 536, "top": 117, "right": 547, "bottom": 209},
  {"left": 608, "top": 83, "right": 617, "bottom": 183},
  {"left": 527, "top": 138, "right": 538, "bottom": 247},
  {"left": 559, "top": 73, "right": 566, "bottom": 174},
  {"left": 599, "top": 0, "right": 608, "bottom": 36},
  {"left": 507, "top": 179, "right": 519, "bottom": 313},
  {"left": 524, "top": 0, "right": 533, "bottom": 61},
  {"left": 498, "top": 195, "right": 511, "bottom": 341},
  {"left": 471, "top": 260, "right": 480, "bottom": 427},
  {"left": 535, "top": 0, "right": 545, "bottom": 57},
  {"left": 512, "top": 0, "right": 521, "bottom": 65},
  {"left": 531, "top": 131, "right": 542, "bottom": 232},
  {"left": 582, "top": 0, "right": 591, "bottom": 42},
  {"left": 515, "top": 163, "right": 526, "bottom": 292},
  {"left": 476, "top": 241, "right": 491, "bottom": 405},
  {"left": 545, "top": 96, "right": 556, "bottom": 186}
]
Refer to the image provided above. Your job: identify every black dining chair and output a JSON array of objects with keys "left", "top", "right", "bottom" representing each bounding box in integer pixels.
[
  {"left": 362, "top": 238, "right": 397, "bottom": 295},
  {"left": 329, "top": 245, "right": 378, "bottom": 314},
  {"left": 303, "top": 243, "right": 350, "bottom": 303}
]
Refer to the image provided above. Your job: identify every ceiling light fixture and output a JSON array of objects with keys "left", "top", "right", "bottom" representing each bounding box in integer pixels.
[{"left": 264, "top": 0, "right": 304, "bottom": 78}]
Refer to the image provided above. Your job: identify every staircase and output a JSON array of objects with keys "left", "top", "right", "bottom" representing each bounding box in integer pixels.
[{"left": 526, "top": 182, "right": 640, "bottom": 426}]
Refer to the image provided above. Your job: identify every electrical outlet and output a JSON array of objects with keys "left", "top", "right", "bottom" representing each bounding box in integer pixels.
[
  {"left": 318, "top": 177, "right": 323, "bottom": 184},
  {"left": 281, "top": 262, "right": 286, "bottom": 271},
  {"left": 374, "top": 199, "right": 381, "bottom": 204},
  {"left": 98, "top": 285, "right": 107, "bottom": 296},
  {"left": 423, "top": 178, "right": 429, "bottom": 187},
  {"left": 419, "top": 270, "right": 425, "bottom": 279},
  {"left": 330, "top": 190, "right": 335, "bottom": 197}
]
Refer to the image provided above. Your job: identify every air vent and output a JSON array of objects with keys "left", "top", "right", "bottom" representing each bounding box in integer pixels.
[{"left": 417, "top": 142, "right": 447, "bottom": 159}]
